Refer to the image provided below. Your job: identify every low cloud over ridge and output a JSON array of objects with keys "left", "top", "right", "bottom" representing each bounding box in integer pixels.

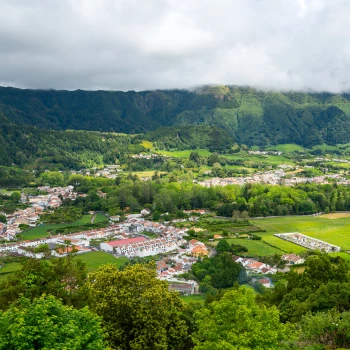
[{"left": 0, "top": 0, "right": 349, "bottom": 92}]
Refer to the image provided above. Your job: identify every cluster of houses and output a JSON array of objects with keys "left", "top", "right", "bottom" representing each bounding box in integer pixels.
[
  {"left": 199, "top": 169, "right": 350, "bottom": 188},
  {"left": 275, "top": 232, "right": 341, "bottom": 252},
  {"left": 0, "top": 223, "right": 123, "bottom": 257},
  {"left": 248, "top": 150, "right": 282, "bottom": 156},
  {"left": 199, "top": 170, "right": 286, "bottom": 187},
  {"left": 131, "top": 153, "right": 167, "bottom": 159},
  {"left": 233, "top": 255, "right": 277, "bottom": 274},
  {"left": 0, "top": 186, "right": 79, "bottom": 241},
  {"left": 101, "top": 236, "right": 181, "bottom": 258}
]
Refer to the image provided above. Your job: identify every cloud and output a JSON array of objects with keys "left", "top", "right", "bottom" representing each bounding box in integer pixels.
[{"left": 0, "top": 0, "right": 349, "bottom": 92}]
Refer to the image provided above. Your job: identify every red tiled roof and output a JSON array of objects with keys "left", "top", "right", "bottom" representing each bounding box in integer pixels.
[{"left": 107, "top": 237, "right": 147, "bottom": 247}]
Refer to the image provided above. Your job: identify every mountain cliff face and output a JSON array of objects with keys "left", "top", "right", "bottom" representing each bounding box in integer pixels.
[{"left": 1, "top": 85, "right": 350, "bottom": 146}]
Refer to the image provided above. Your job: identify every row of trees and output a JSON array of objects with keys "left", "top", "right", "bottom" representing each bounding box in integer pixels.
[{"left": 61, "top": 173, "right": 350, "bottom": 218}]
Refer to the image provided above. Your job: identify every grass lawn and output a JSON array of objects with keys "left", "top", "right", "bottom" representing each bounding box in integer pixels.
[
  {"left": 94, "top": 213, "right": 109, "bottom": 223},
  {"left": 156, "top": 149, "right": 212, "bottom": 158},
  {"left": 21, "top": 214, "right": 108, "bottom": 240},
  {"left": 180, "top": 294, "right": 205, "bottom": 304},
  {"left": 251, "top": 215, "right": 350, "bottom": 251},
  {"left": 266, "top": 144, "right": 307, "bottom": 153},
  {"left": 132, "top": 171, "right": 166, "bottom": 177},
  {"left": 75, "top": 251, "right": 129, "bottom": 272},
  {"left": 210, "top": 238, "right": 284, "bottom": 256},
  {"left": 0, "top": 262, "right": 22, "bottom": 283},
  {"left": 329, "top": 252, "right": 350, "bottom": 261}
]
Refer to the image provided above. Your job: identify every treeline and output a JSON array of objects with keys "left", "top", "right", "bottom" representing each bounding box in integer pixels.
[
  {"left": 2, "top": 85, "right": 350, "bottom": 146},
  {"left": 62, "top": 174, "right": 350, "bottom": 218}
]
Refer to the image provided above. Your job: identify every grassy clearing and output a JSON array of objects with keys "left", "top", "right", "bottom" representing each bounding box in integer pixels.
[
  {"left": 180, "top": 294, "right": 205, "bottom": 304},
  {"left": 132, "top": 171, "right": 166, "bottom": 178},
  {"left": 329, "top": 252, "right": 350, "bottom": 261},
  {"left": 75, "top": 251, "right": 129, "bottom": 272},
  {"left": 262, "top": 235, "right": 306, "bottom": 254},
  {"left": 210, "top": 238, "right": 284, "bottom": 256},
  {"left": 22, "top": 214, "right": 108, "bottom": 240},
  {"left": 156, "top": 149, "right": 212, "bottom": 158},
  {"left": 94, "top": 213, "right": 109, "bottom": 223},
  {"left": 266, "top": 144, "right": 307, "bottom": 153},
  {"left": 141, "top": 140, "right": 153, "bottom": 149},
  {"left": 0, "top": 262, "right": 22, "bottom": 283},
  {"left": 251, "top": 215, "right": 350, "bottom": 251}
]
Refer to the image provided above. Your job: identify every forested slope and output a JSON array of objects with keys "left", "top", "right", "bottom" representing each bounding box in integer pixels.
[{"left": 1, "top": 85, "right": 350, "bottom": 146}]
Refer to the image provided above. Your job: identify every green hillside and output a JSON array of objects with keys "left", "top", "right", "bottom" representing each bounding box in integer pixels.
[{"left": 1, "top": 85, "right": 350, "bottom": 146}]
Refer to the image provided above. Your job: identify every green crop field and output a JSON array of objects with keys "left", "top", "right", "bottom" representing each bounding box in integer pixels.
[
  {"left": 75, "top": 251, "right": 129, "bottom": 272},
  {"left": 21, "top": 214, "right": 108, "bottom": 240},
  {"left": 251, "top": 215, "right": 350, "bottom": 251}
]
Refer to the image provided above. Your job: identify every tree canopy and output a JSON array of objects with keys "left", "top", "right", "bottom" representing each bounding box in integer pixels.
[
  {"left": 0, "top": 295, "right": 105, "bottom": 350},
  {"left": 87, "top": 263, "right": 190, "bottom": 350}
]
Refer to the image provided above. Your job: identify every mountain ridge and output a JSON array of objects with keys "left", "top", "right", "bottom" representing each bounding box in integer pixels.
[{"left": 1, "top": 85, "right": 350, "bottom": 146}]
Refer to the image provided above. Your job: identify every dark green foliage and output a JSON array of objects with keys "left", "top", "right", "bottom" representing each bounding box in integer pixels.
[
  {"left": 215, "top": 239, "right": 231, "bottom": 253},
  {"left": 0, "top": 257, "right": 88, "bottom": 311},
  {"left": 263, "top": 253, "right": 350, "bottom": 323},
  {"left": 40, "top": 207, "right": 82, "bottom": 224},
  {"left": 2, "top": 86, "right": 350, "bottom": 147},
  {"left": 0, "top": 295, "right": 105, "bottom": 350},
  {"left": 192, "top": 252, "right": 243, "bottom": 289},
  {"left": 146, "top": 125, "right": 234, "bottom": 152}
]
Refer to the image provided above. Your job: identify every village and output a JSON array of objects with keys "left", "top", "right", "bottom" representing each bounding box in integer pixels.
[
  {"left": 0, "top": 185, "right": 310, "bottom": 296},
  {"left": 198, "top": 168, "right": 349, "bottom": 187}
]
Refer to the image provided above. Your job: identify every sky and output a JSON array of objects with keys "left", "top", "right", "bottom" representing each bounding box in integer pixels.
[{"left": 0, "top": 0, "right": 349, "bottom": 92}]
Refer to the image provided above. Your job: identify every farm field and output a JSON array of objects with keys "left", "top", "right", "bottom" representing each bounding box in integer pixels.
[
  {"left": 266, "top": 143, "right": 307, "bottom": 153},
  {"left": 21, "top": 214, "right": 108, "bottom": 240},
  {"left": 0, "top": 262, "right": 22, "bottom": 283},
  {"left": 75, "top": 251, "right": 129, "bottom": 272},
  {"left": 210, "top": 238, "right": 284, "bottom": 256},
  {"left": 251, "top": 215, "right": 350, "bottom": 251}
]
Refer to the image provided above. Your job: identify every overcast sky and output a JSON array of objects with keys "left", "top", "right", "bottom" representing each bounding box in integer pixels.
[{"left": 0, "top": 0, "right": 349, "bottom": 92}]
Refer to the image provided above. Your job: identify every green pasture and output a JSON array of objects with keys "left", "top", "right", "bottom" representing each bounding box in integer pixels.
[
  {"left": 75, "top": 251, "right": 129, "bottom": 272},
  {"left": 266, "top": 144, "right": 307, "bottom": 153},
  {"left": 224, "top": 152, "right": 294, "bottom": 165},
  {"left": 210, "top": 238, "right": 284, "bottom": 256},
  {"left": 21, "top": 214, "right": 108, "bottom": 240},
  {"left": 156, "top": 149, "right": 212, "bottom": 158},
  {"left": 0, "top": 262, "right": 22, "bottom": 283},
  {"left": 251, "top": 215, "right": 350, "bottom": 251}
]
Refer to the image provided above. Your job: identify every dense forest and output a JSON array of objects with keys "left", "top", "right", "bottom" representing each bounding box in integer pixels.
[
  {"left": 0, "top": 111, "right": 232, "bottom": 168},
  {"left": 1, "top": 85, "right": 350, "bottom": 146}
]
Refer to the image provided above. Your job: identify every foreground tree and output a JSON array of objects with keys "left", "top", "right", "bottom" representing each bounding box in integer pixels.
[
  {"left": 300, "top": 309, "right": 350, "bottom": 349},
  {"left": 0, "top": 257, "right": 88, "bottom": 310},
  {"left": 88, "top": 263, "right": 189, "bottom": 350},
  {"left": 192, "top": 287, "right": 296, "bottom": 350},
  {"left": 0, "top": 295, "right": 105, "bottom": 350}
]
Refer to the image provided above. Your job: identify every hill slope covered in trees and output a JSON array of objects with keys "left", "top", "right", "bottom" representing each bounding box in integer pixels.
[{"left": 1, "top": 85, "right": 350, "bottom": 146}]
